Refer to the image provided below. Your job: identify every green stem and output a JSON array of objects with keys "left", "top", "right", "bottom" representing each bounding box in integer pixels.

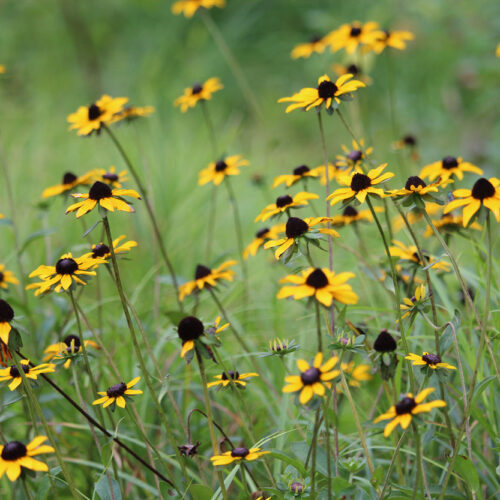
[
  {"left": 411, "top": 424, "right": 423, "bottom": 500},
  {"left": 315, "top": 301, "right": 323, "bottom": 352},
  {"left": 205, "top": 184, "right": 218, "bottom": 261},
  {"left": 310, "top": 408, "right": 321, "bottom": 499},
  {"left": 323, "top": 400, "right": 332, "bottom": 500},
  {"left": 201, "top": 100, "right": 218, "bottom": 158},
  {"left": 21, "top": 477, "right": 35, "bottom": 500},
  {"left": 379, "top": 429, "right": 408, "bottom": 499}
]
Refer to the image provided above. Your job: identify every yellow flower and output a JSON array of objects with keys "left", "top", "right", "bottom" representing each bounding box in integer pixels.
[
  {"left": 82, "top": 235, "right": 138, "bottom": 261},
  {"left": 374, "top": 388, "right": 446, "bottom": 437},
  {"left": 327, "top": 164, "right": 394, "bottom": 206},
  {"left": 332, "top": 62, "right": 372, "bottom": 85},
  {"left": 271, "top": 165, "right": 324, "bottom": 189},
  {"left": 419, "top": 156, "right": 483, "bottom": 182},
  {"left": 0, "top": 300, "right": 15, "bottom": 346},
  {"left": 497, "top": 43, "right": 500, "bottom": 57},
  {"left": 336, "top": 139, "right": 373, "bottom": 168},
  {"left": 389, "top": 240, "right": 450, "bottom": 272},
  {"left": 179, "top": 260, "right": 236, "bottom": 301},
  {"left": 66, "top": 181, "right": 141, "bottom": 218},
  {"left": 400, "top": 284, "right": 426, "bottom": 319},
  {"left": 0, "top": 65, "right": 5, "bottom": 74},
  {"left": 27, "top": 252, "right": 107, "bottom": 296},
  {"left": 386, "top": 176, "right": 452, "bottom": 198},
  {"left": 314, "top": 162, "right": 349, "bottom": 186},
  {"left": 243, "top": 224, "right": 286, "bottom": 259},
  {"left": 324, "top": 21, "right": 380, "bottom": 54},
  {"left": 278, "top": 74, "right": 365, "bottom": 113},
  {"left": 277, "top": 267, "right": 358, "bottom": 307},
  {"left": 424, "top": 213, "right": 482, "bottom": 237},
  {"left": 367, "top": 29, "right": 414, "bottom": 54},
  {"left": 255, "top": 192, "right": 319, "bottom": 222},
  {"left": 210, "top": 446, "right": 269, "bottom": 466},
  {"left": 67, "top": 95, "right": 128, "bottom": 136},
  {"left": 92, "top": 166, "right": 128, "bottom": 188},
  {"left": 172, "top": 0, "right": 225, "bottom": 18},
  {"left": 405, "top": 352, "right": 456, "bottom": 371},
  {"left": 93, "top": 377, "right": 142, "bottom": 409},
  {"left": 330, "top": 205, "right": 383, "bottom": 227},
  {"left": 392, "top": 202, "right": 441, "bottom": 232},
  {"left": 341, "top": 361, "right": 372, "bottom": 387},
  {"left": 264, "top": 216, "right": 339, "bottom": 259},
  {"left": 443, "top": 177, "right": 500, "bottom": 226},
  {"left": 0, "top": 360, "right": 55, "bottom": 391},
  {"left": 198, "top": 155, "right": 249, "bottom": 186},
  {"left": 113, "top": 105, "right": 155, "bottom": 122},
  {"left": 291, "top": 36, "right": 327, "bottom": 59},
  {"left": 0, "top": 265, "right": 19, "bottom": 290},
  {"left": 283, "top": 353, "right": 340, "bottom": 404},
  {"left": 0, "top": 436, "right": 54, "bottom": 482},
  {"left": 174, "top": 77, "right": 223, "bottom": 112},
  {"left": 43, "top": 335, "right": 100, "bottom": 369},
  {"left": 42, "top": 171, "right": 94, "bottom": 198},
  {"left": 207, "top": 370, "right": 259, "bottom": 388}
]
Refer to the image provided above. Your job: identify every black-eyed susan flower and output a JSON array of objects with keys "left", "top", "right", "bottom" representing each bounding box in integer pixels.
[
  {"left": 393, "top": 134, "right": 419, "bottom": 161},
  {"left": 291, "top": 35, "right": 326, "bottom": 59},
  {"left": 443, "top": 177, "right": 500, "bottom": 226},
  {"left": 315, "top": 162, "right": 347, "bottom": 186},
  {"left": 325, "top": 21, "right": 380, "bottom": 54},
  {"left": 0, "top": 300, "right": 14, "bottom": 346},
  {"left": 389, "top": 240, "right": 450, "bottom": 272},
  {"left": 92, "top": 166, "right": 128, "bottom": 188},
  {"left": 179, "top": 260, "right": 236, "bottom": 301},
  {"left": 341, "top": 361, "right": 372, "bottom": 387},
  {"left": 0, "top": 265, "right": 18, "bottom": 290},
  {"left": 84, "top": 235, "right": 137, "bottom": 261},
  {"left": 42, "top": 171, "right": 94, "bottom": 198},
  {"left": 283, "top": 353, "right": 339, "bottom": 404},
  {"left": 177, "top": 316, "right": 221, "bottom": 360},
  {"left": 174, "top": 77, "right": 223, "bottom": 112},
  {"left": 0, "top": 65, "right": 4, "bottom": 74},
  {"left": 210, "top": 446, "right": 269, "bottom": 466},
  {"left": 43, "top": 335, "right": 100, "bottom": 369},
  {"left": 27, "top": 253, "right": 106, "bottom": 296},
  {"left": 66, "top": 181, "right": 141, "bottom": 218},
  {"left": 400, "top": 284, "right": 427, "bottom": 319},
  {"left": 419, "top": 156, "right": 483, "bottom": 182},
  {"left": 405, "top": 352, "right": 456, "bottom": 371},
  {"left": 373, "top": 329, "right": 397, "bottom": 353},
  {"left": 327, "top": 164, "right": 394, "bottom": 206},
  {"left": 67, "top": 95, "right": 128, "bottom": 136},
  {"left": 255, "top": 192, "right": 319, "bottom": 222},
  {"left": 368, "top": 28, "right": 414, "bottom": 54},
  {"left": 423, "top": 212, "right": 482, "bottom": 237},
  {"left": 198, "top": 155, "right": 249, "bottom": 186},
  {"left": 330, "top": 205, "right": 383, "bottom": 227},
  {"left": 263, "top": 338, "right": 298, "bottom": 358},
  {"left": 0, "top": 360, "right": 55, "bottom": 391},
  {"left": 172, "top": 0, "right": 225, "bottom": 18},
  {"left": 0, "top": 436, "right": 54, "bottom": 482},
  {"left": 278, "top": 74, "right": 365, "bottom": 113},
  {"left": 271, "top": 165, "right": 324, "bottom": 189},
  {"left": 332, "top": 62, "right": 372, "bottom": 85},
  {"left": 264, "top": 216, "right": 339, "bottom": 259},
  {"left": 207, "top": 370, "right": 259, "bottom": 389},
  {"left": 93, "top": 377, "right": 142, "bottom": 409},
  {"left": 373, "top": 388, "right": 446, "bottom": 437},
  {"left": 277, "top": 267, "right": 358, "bottom": 307},
  {"left": 386, "top": 176, "right": 451, "bottom": 202},
  {"left": 0, "top": 342, "right": 12, "bottom": 368},
  {"left": 336, "top": 139, "right": 373, "bottom": 169},
  {"left": 114, "top": 105, "right": 155, "bottom": 122},
  {"left": 243, "top": 224, "right": 286, "bottom": 259},
  {"left": 392, "top": 202, "right": 441, "bottom": 232},
  {"left": 210, "top": 316, "right": 229, "bottom": 339}
]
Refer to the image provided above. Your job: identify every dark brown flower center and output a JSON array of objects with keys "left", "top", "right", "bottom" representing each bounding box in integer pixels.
[
  {"left": 403, "top": 135, "right": 416, "bottom": 146},
  {"left": 1, "top": 441, "right": 27, "bottom": 461},
  {"left": 221, "top": 371, "right": 240, "bottom": 380},
  {"left": 350, "top": 173, "right": 371, "bottom": 192},
  {"left": 0, "top": 272, "right": 4, "bottom": 283},
  {"left": 412, "top": 251, "right": 429, "bottom": 264},
  {"left": 88, "top": 104, "right": 102, "bottom": 121},
  {"left": 256, "top": 228, "right": 270, "bottom": 239},
  {"left": 285, "top": 217, "right": 309, "bottom": 238},
  {"left": 346, "top": 64, "right": 360, "bottom": 75},
  {"left": 64, "top": 335, "right": 81, "bottom": 353},
  {"left": 88, "top": 181, "right": 113, "bottom": 200},
  {"left": 9, "top": 363, "right": 30, "bottom": 378},
  {"left": 300, "top": 367, "right": 321, "bottom": 385},
  {"left": 441, "top": 156, "right": 458, "bottom": 170},
  {"left": 63, "top": 172, "right": 78, "bottom": 185},
  {"left": 317, "top": 80, "right": 338, "bottom": 99},
  {"left": 106, "top": 382, "right": 127, "bottom": 398},
  {"left": 102, "top": 172, "right": 119, "bottom": 182},
  {"left": 276, "top": 195, "right": 293, "bottom": 208},
  {"left": 92, "top": 243, "right": 110, "bottom": 258},
  {"left": 347, "top": 150, "right": 363, "bottom": 162},
  {"left": 342, "top": 205, "right": 358, "bottom": 217},
  {"left": 215, "top": 160, "right": 227, "bottom": 172},
  {"left": 350, "top": 26, "right": 362, "bottom": 37},
  {"left": 395, "top": 396, "right": 417, "bottom": 415},
  {"left": 293, "top": 165, "right": 310, "bottom": 176},
  {"left": 305, "top": 268, "right": 328, "bottom": 289},
  {"left": 383, "top": 29, "right": 391, "bottom": 39},
  {"left": 191, "top": 83, "right": 203, "bottom": 94},
  {"left": 230, "top": 447, "right": 249, "bottom": 458},
  {"left": 405, "top": 176, "right": 427, "bottom": 190},
  {"left": 374, "top": 329, "right": 397, "bottom": 352},
  {"left": 195, "top": 264, "right": 212, "bottom": 280},
  {"left": 422, "top": 353, "right": 441, "bottom": 365},
  {"left": 0, "top": 299, "right": 14, "bottom": 323},
  {"left": 177, "top": 316, "right": 204, "bottom": 342},
  {"left": 309, "top": 35, "right": 322, "bottom": 44},
  {"left": 471, "top": 178, "right": 495, "bottom": 201},
  {"left": 55, "top": 258, "right": 78, "bottom": 275}
]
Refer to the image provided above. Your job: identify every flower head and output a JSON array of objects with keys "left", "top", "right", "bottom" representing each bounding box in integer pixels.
[
  {"left": 255, "top": 192, "right": 319, "bottom": 222},
  {"left": 42, "top": 171, "right": 94, "bottom": 198},
  {"left": 92, "top": 166, "right": 128, "bottom": 188},
  {"left": 324, "top": 21, "right": 380, "bottom": 54},
  {"left": 0, "top": 360, "right": 55, "bottom": 391},
  {"left": 336, "top": 139, "right": 373, "bottom": 169},
  {"left": 330, "top": 205, "right": 383, "bottom": 227},
  {"left": 207, "top": 370, "right": 259, "bottom": 389},
  {"left": 424, "top": 212, "right": 482, "bottom": 237},
  {"left": 0, "top": 266, "right": 18, "bottom": 291},
  {"left": 263, "top": 338, "right": 298, "bottom": 358},
  {"left": 210, "top": 446, "right": 269, "bottom": 466},
  {"left": 420, "top": 156, "right": 483, "bottom": 182},
  {"left": 43, "top": 335, "right": 100, "bottom": 369},
  {"left": 67, "top": 95, "right": 128, "bottom": 136},
  {"left": 278, "top": 74, "right": 365, "bottom": 113},
  {"left": 341, "top": 361, "right": 372, "bottom": 387},
  {"left": 374, "top": 388, "right": 446, "bottom": 436},
  {"left": 400, "top": 284, "right": 427, "bottom": 319},
  {"left": 271, "top": 164, "right": 324, "bottom": 189},
  {"left": 0, "top": 300, "right": 15, "bottom": 346},
  {"left": 199, "top": 155, "right": 249, "bottom": 186},
  {"left": 172, "top": 0, "right": 225, "bottom": 18},
  {"left": 93, "top": 377, "right": 142, "bottom": 409},
  {"left": 243, "top": 224, "right": 286, "bottom": 259},
  {"left": 443, "top": 177, "right": 500, "bottom": 226},
  {"left": 387, "top": 176, "right": 451, "bottom": 200},
  {"left": 113, "top": 105, "right": 155, "bottom": 122},
  {"left": 389, "top": 240, "right": 450, "bottom": 272},
  {"left": 177, "top": 316, "right": 206, "bottom": 359},
  {"left": 0, "top": 436, "right": 54, "bottom": 482},
  {"left": 405, "top": 352, "right": 456, "bottom": 371},
  {"left": 174, "top": 77, "right": 223, "bottom": 112},
  {"left": 83, "top": 235, "right": 137, "bottom": 261},
  {"left": 179, "top": 260, "right": 236, "bottom": 301},
  {"left": 283, "top": 353, "right": 340, "bottom": 404},
  {"left": 332, "top": 63, "right": 372, "bottom": 85},
  {"left": 277, "top": 267, "right": 358, "bottom": 307},
  {"left": 373, "top": 329, "right": 397, "bottom": 353},
  {"left": 291, "top": 35, "right": 327, "bottom": 59},
  {"left": 367, "top": 29, "right": 414, "bottom": 54}
]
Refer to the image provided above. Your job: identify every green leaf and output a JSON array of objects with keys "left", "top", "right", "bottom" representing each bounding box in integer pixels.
[
  {"left": 471, "top": 375, "right": 496, "bottom": 405},
  {"left": 94, "top": 475, "right": 122, "bottom": 500},
  {"left": 211, "top": 464, "right": 240, "bottom": 500},
  {"left": 454, "top": 455, "right": 479, "bottom": 493},
  {"left": 189, "top": 485, "right": 213, "bottom": 500},
  {"left": 19, "top": 229, "right": 57, "bottom": 255}
]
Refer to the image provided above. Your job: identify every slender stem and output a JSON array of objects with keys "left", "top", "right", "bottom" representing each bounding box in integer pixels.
[
  {"left": 21, "top": 477, "right": 35, "bottom": 500},
  {"left": 205, "top": 184, "right": 218, "bottom": 261},
  {"left": 323, "top": 400, "right": 332, "bottom": 500},
  {"left": 315, "top": 301, "right": 323, "bottom": 352},
  {"left": 411, "top": 424, "right": 425, "bottom": 500},
  {"left": 379, "top": 429, "right": 408, "bottom": 499},
  {"left": 201, "top": 100, "right": 218, "bottom": 158},
  {"left": 310, "top": 408, "right": 321, "bottom": 499},
  {"left": 196, "top": 351, "right": 229, "bottom": 500},
  {"left": 103, "top": 125, "right": 183, "bottom": 312}
]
